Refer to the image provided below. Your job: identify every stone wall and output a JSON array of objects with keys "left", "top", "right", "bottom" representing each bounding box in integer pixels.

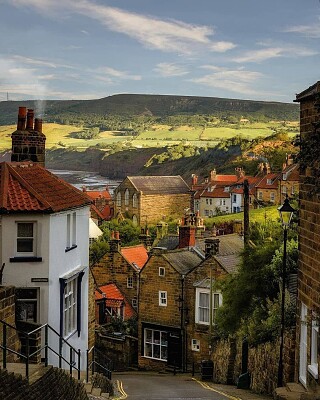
[
  {"left": 209, "top": 330, "right": 296, "bottom": 396},
  {"left": 0, "top": 285, "right": 20, "bottom": 363},
  {"left": 88, "top": 269, "right": 96, "bottom": 352}
]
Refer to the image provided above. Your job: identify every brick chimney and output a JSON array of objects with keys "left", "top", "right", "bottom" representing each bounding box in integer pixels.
[
  {"left": 109, "top": 230, "right": 121, "bottom": 253},
  {"left": 191, "top": 174, "right": 198, "bottom": 186},
  {"left": 178, "top": 225, "right": 196, "bottom": 248},
  {"left": 11, "top": 107, "right": 46, "bottom": 166},
  {"left": 210, "top": 169, "right": 217, "bottom": 182},
  {"left": 235, "top": 167, "right": 245, "bottom": 179}
]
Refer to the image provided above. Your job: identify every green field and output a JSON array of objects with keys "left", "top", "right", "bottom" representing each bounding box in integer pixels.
[
  {"left": 0, "top": 119, "right": 298, "bottom": 151},
  {"left": 205, "top": 206, "right": 279, "bottom": 226}
]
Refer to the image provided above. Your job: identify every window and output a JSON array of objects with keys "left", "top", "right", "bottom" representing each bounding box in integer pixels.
[
  {"left": 270, "top": 192, "right": 275, "bottom": 203},
  {"left": 191, "top": 339, "right": 200, "bottom": 352},
  {"left": 195, "top": 288, "right": 222, "bottom": 325},
  {"left": 124, "top": 189, "right": 129, "bottom": 206},
  {"left": 63, "top": 278, "right": 77, "bottom": 337},
  {"left": 205, "top": 210, "right": 209, "bottom": 216},
  {"left": 196, "top": 290, "right": 209, "bottom": 324},
  {"left": 66, "top": 212, "right": 77, "bottom": 251},
  {"left": 282, "top": 185, "right": 287, "bottom": 194},
  {"left": 127, "top": 276, "right": 133, "bottom": 288},
  {"left": 116, "top": 192, "right": 121, "bottom": 207},
  {"left": 159, "top": 267, "right": 165, "bottom": 277},
  {"left": 144, "top": 328, "right": 167, "bottom": 361},
  {"left": 132, "top": 193, "right": 137, "bottom": 208},
  {"left": 132, "top": 298, "right": 137, "bottom": 309},
  {"left": 233, "top": 194, "right": 237, "bottom": 203},
  {"left": 291, "top": 185, "right": 295, "bottom": 195},
  {"left": 17, "top": 222, "right": 35, "bottom": 255},
  {"left": 258, "top": 191, "right": 263, "bottom": 200},
  {"left": 308, "top": 321, "right": 319, "bottom": 379},
  {"left": 16, "top": 288, "right": 38, "bottom": 322},
  {"left": 159, "top": 291, "right": 167, "bottom": 306},
  {"left": 206, "top": 199, "right": 209, "bottom": 205},
  {"left": 223, "top": 199, "right": 226, "bottom": 206},
  {"left": 267, "top": 179, "right": 272, "bottom": 185},
  {"left": 209, "top": 199, "right": 212, "bottom": 205}
]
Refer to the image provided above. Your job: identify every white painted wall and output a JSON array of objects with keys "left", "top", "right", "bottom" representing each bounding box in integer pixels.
[
  {"left": 1, "top": 205, "right": 90, "bottom": 371},
  {"left": 231, "top": 192, "right": 242, "bottom": 213},
  {"left": 198, "top": 196, "right": 231, "bottom": 217}
]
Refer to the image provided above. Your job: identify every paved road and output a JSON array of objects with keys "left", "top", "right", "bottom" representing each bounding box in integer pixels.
[{"left": 114, "top": 373, "right": 237, "bottom": 400}]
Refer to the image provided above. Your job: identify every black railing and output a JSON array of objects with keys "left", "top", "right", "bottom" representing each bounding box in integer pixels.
[
  {"left": 0, "top": 320, "right": 81, "bottom": 381},
  {"left": 86, "top": 346, "right": 112, "bottom": 381}
]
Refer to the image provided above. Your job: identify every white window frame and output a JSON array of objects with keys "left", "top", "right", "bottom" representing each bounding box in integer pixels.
[
  {"left": 132, "top": 298, "right": 137, "bottom": 309},
  {"left": 144, "top": 328, "right": 168, "bottom": 361},
  {"left": 159, "top": 291, "right": 167, "bottom": 306},
  {"left": 258, "top": 191, "right": 263, "bottom": 200},
  {"left": 270, "top": 192, "right": 275, "bottom": 203},
  {"left": 16, "top": 222, "right": 36, "bottom": 256},
  {"left": 66, "top": 212, "right": 77, "bottom": 250},
  {"left": 15, "top": 287, "right": 39, "bottom": 323},
  {"left": 308, "top": 321, "right": 319, "bottom": 379},
  {"left": 159, "top": 267, "right": 165, "bottom": 277},
  {"left": 191, "top": 338, "right": 200, "bottom": 352},
  {"left": 195, "top": 288, "right": 222, "bottom": 325},
  {"left": 127, "top": 276, "right": 133, "bottom": 288},
  {"left": 63, "top": 277, "right": 77, "bottom": 337}
]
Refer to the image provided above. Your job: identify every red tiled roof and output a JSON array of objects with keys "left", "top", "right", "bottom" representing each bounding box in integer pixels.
[
  {"left": 91, "top": 204, "right": 112, "bottom": 221},
  {"left": 84, "top": 189, "right": 112, "bottom": 200},
  {"left": 0, "top": 162, "right": 91, "bottom": 213},
  {"left": 121, "top": 244, "right": 148, "bottom": 270},
  {"left": 200, "top": 187, "right": 230, "bottom": 198},
  {"left": 95, "top": 283, "right": 135, "bottom": 319},
  {"left": 215, "top": 175, "right": 239, "bottom": 182},
  {"left": 255, "top": 173, "right": 279, "bottom": 189}
]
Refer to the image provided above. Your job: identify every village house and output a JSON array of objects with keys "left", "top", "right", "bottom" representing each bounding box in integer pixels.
[
  {"left": 114, "top": 175, "right": 191, "bottom": 225},
  {"left": 91, "top": 231, "right": 149, "bottom": 311},
  {"left": 82, "top": 186, "right": 114, "bottom": 225},
  {"left": 294, "top": 81, "right": 320, "bottom": 391},
  {"left": 279, "top": 159, "right": 299, "bottom": 205},
  {"left": 0, "top": 107, "right": 93, "bottom": 370},
  {"left": 138, "top": 213, "right": 243, "bottom": 372}
]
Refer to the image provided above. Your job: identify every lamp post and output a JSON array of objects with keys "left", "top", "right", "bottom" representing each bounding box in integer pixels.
[{"left": 277, "top": 195, "right": 295, "bottom": 387}]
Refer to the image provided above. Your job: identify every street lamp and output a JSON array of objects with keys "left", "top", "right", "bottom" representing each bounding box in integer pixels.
[{"left": 277, "top": 195, "right": 295, "bottom": 387}]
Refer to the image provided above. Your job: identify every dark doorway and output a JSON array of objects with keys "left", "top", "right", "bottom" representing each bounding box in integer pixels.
[{"left": 167, "top": 332, "right": 182, "bottom": 368}]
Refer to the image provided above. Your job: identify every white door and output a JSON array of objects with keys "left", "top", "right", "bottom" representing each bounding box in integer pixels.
[{"left": 299, "top": 302, "right": 308, "bottom": 387}]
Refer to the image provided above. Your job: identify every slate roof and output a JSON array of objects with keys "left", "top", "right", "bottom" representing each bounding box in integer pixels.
[
  {"left": 163, "top": 248, "right": 203, "bottom": 275},
  {"left": 121, "top": 244, "right": 149, "bottom": 270},
  {"left": 127, "top": 176, "right": 190, "bottom": 195},
  {"left": 156, "top": 235, "right": 179, "bottom": 250},
  {"left": 0, "top": 162, "right": 91, "bottom": 213}
]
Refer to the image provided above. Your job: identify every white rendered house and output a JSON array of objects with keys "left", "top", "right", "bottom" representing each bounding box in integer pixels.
[{"left": 0, "top": 161, "right": 91, "bottom": 370}]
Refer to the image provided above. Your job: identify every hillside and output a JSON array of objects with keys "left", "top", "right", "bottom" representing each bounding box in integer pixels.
[{"left": 0, "top": 94, "right": 299, "bottom": 125}]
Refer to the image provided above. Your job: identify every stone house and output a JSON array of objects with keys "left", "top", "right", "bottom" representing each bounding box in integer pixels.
[
  {"left": 114, "top": 176, "right": 191, "bottom": 225},
  {"left": 91, "top": 233, "right": 148, "bottom": 311},
  {"left": 294, "top": 81, "right": 320, "bottom": 390},
  {"left": 82, "top": 186, "right": 114, "bottom": 225},
  {"left": 138, "top": 217, "right": 243, "bottom": 372},
  {"left": 254, "top": 173, "right": 280, "bottom": 205},
  {"left": 279, "top": 162, "right": 299, "bottom": 205}
]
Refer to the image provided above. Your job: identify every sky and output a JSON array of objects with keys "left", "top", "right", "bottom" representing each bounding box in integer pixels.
[{"left": 0, "top": 0, "right": 319, "bottom": 103}]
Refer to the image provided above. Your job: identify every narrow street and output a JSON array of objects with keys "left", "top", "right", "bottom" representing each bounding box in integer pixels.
[{"left": 114, "top": 372, "right": 237, "bottom": 400}]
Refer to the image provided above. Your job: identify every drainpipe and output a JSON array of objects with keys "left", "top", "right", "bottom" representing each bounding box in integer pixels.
[{"left": 180, "top": 275, "right": 186, "bottom": 372}]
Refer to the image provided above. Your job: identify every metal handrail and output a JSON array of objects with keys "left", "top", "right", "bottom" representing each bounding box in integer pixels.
[
  {"left": 86, "top": 345, "right": 112, "bottom": 381},
  {"left": 0, "top": 319, "right": 81, "bottom": 380}
]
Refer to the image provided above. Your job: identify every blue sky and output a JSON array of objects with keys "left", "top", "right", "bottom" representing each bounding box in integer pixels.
[{"left": 0, "top": 0, "right": 319, "bottom": 103}]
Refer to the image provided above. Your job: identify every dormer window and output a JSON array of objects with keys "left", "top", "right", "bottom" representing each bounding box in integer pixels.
[
  {"left": 224, "top": 186, "right": 230, "bottom": 192},
  {"left": 282, "top": 173, "right": 287, "bottom": 181},
  {"left": 267, "top": 179, "right": 272, "bottom": 185}
]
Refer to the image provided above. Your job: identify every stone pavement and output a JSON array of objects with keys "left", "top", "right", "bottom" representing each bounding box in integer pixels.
[{"left": 202, "top": 381, "right": 273, "bottom": 400}]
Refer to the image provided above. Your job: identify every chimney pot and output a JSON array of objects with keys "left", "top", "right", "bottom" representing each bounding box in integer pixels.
[
  {"left": 115, "top": 231, "right": 120, "bottom": 240},
  {"left": 17, "top": 107, "right": 27, "bottom": 130},
  {"left": 26, "top": 109, "right": 35, "bottom": 131},
  {"left": 34, "top": 118, "right": 43, "bottom": 133}
]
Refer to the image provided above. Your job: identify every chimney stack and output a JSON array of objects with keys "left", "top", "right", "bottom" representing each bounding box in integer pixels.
[
  {"left": 192, "top": 174, "right": 198, "bottom": 186},
  {"left": 26, "top": 109, "right": 34, "bottom": 131},
  {"left": 210, "top": 169, "right": 217, "bottom": 182},
  {"left": 17, "top": 107, "right": 27, "bottom": 130},
  {"left": 178, "top": 225, "right": 196, "bottom": 248},
  {"left": 109, "top": 230, "right": 120, "bottom": 252}
]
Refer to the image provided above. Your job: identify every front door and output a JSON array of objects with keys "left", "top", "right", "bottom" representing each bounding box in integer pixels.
[
  {"left": 299, "top": 302, "right": 308, "bottom": 387},
  {"left": 167, "top": 332, "right": 182, "bottom": 368}
]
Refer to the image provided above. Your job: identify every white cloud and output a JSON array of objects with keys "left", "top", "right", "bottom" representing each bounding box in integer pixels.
[
  {"left": 284, "top": 17, "right": 320, "bottom": 38},
  {"left": 154, "top": 63, "right": 189, "bottom": 77},
  {"left": 210, "top": 41, "right": 237, "bottom": 52},
  {"left": 8, "top": 0, "right": 236, "bottom": 55},
  {"left": 233, "top": 46, "right": 318, "bottom": 63},
  {"left": 95, "top": 66, "right": 141, "bottom": 81},
  {"left": 191, "top": 66, "right": 265, "bottom": 96}
]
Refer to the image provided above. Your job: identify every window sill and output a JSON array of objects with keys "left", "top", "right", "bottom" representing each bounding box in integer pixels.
[
  {"left": 65, "top": 245, "right": 77, "bottom": 253},
  {"left": 142, "top": 356, "right": 167, "bottom": 362},
  {"left": 10, "top": 256, "right": 42, "bottom": 263},
  {"left": 308, "top": 364, "right": 318, "bottom": 380}
]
